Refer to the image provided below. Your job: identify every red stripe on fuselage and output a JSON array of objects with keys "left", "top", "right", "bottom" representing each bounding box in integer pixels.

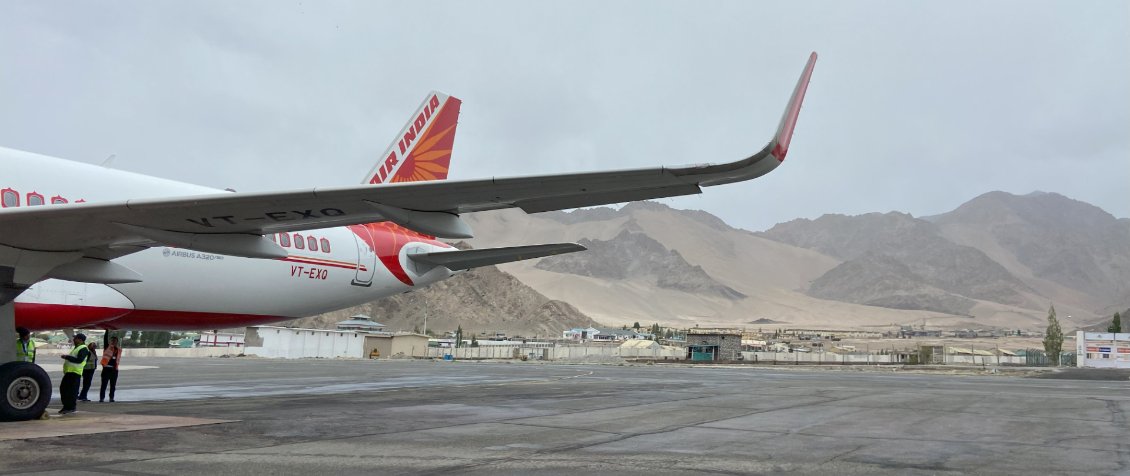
[
  {"left": 280, "top": 256, "right": 364, "bottom": 271},
  {"left": 13, "top": 303, "right": 131, "bottom": 330},
  {"left": 15, "top": 304, "right": 291, "bottom": 331}
]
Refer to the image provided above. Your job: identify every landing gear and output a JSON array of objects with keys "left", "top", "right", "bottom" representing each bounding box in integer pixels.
[
  {"left": 3, "top": 297, "right": 51, "bottom": 421},
  {"left": 0, "top": 361, "right": 51, "bottom": 421}
]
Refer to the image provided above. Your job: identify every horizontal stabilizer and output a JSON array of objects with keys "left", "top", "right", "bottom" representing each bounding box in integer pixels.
[{"left": 408, "top": 243, "right": 585, "bottom": 271}]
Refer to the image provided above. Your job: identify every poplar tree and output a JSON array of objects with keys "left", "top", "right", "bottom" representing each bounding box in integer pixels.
[
  {"left": 1043, "top": 305, "right": 1064, "bottom": 366},
  {"left": 1108, "top": 312, "right": 1122, "bottom": 334}
]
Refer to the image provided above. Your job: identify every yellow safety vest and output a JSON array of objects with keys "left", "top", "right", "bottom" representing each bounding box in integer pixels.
[
  {"left": 62, "top": 345, "right": 87, "bottom": 375},
  {"left": 16, "top": 339, "right": 35, "bottom": 363}
]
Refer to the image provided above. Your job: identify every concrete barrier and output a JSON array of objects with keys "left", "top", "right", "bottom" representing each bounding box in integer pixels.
[
  {"left": 35, "top": 347, "right": 242, "bottom": 358},
  {"left": 427, "top": 345, "right": 685, "bottom": 361}
]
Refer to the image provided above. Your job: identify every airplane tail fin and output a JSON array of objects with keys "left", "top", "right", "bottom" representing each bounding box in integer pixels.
[{"left": 363, "top": 91, "right": 462, "bottom": 185}]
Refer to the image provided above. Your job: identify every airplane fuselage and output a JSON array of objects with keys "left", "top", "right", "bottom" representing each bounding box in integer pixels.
[{"left": 1, "top": 146, "right": 454, "bottom": 331}]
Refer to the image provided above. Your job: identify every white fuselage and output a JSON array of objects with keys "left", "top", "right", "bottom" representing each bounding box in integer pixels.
[{"left": 1, "top": 147, "right": 453, "bottom": 330}]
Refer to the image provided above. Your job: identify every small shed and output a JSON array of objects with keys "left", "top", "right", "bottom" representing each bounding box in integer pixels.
[{"left": 364, "top": 333, "right": 429, "bottom": 359}]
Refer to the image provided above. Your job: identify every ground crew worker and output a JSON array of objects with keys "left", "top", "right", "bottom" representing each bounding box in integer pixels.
[
  {"left": 78, "top": 342, "right": 98, "bottom": 401},
  {"left": 58, "top": 333, "right": 90, "bottom": 414},
  {"left": 100, "top": 336, "right": 122, "bottom": 403},
  {"left": 15, "top": 327, "right": 35, "bottom": 363}
]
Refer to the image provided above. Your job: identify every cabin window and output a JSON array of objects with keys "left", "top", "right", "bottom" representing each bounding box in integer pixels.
[
  {"left": 1, "top": 189, "right": 17, "bottom": 208},
  {"left": 26, "top": 192, "right": 44, "bottom": 206},
  {"left": 293, "top": 234, "right": 305, "bottom": 250},
  {"left": 278, "top": 233, "right": 291, "bottom": 247},
  {"left": 51, "top": 196, "right": 68, "bottom": 204},
  {"left": 320, "top": 238, "right": 331, "bottom": 253},
  {"left": 307, "top": 236, "right": 318, "bottom": 251}
]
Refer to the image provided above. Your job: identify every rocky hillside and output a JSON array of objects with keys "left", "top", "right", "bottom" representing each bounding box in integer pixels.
[
  {"left": 534, "top": 230, "right": 746, "bottom": 299},
  {"left": 760, "top": 211, "right": 1037, "bottom": 314},
  {"left": 287, "top": 261, "right": 597, "bottom": 339},
  {"left": 465, "top": 203, "right": 955, "bottom": 330},
  {"left": 807, "top": 251, "right": 979, "bottom": 315},
  {"left": 928, "top": 191, "right": 1130, "bottom": 313},
  {"left": 289, "top": 192, "right": 1125, "bottom": 334}
]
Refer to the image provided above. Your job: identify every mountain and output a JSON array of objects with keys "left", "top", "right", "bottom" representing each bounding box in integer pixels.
[
  {"left": 465, "top": 202, "right": 956, "bottom": 330},
  {"left": 289, "top": 258, "right": 598, "bottom": 339},
  {"left": 759, "top": 211, "right": 1039, "bottom": 315},
  {"left": 928, "top": 191, "right": 1130, "bottom": 314},
  {"left": 534, "top": 229, "right": 746, "bottom": 300},
  {"left": 295, "top": 191, "right": 1124, "bottom": 334},
  {"left": 807, "top": 251, "right": 978, "bottom": 315}
]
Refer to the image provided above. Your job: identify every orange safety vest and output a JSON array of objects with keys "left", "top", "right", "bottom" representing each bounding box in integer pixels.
[{"left": 100, "top": 346, "right": 122, "bottom": 368}]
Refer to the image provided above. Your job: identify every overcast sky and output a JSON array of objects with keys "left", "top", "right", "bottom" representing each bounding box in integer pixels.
[{"left": 1, "top": 1, "right": 1126, "bottom": 231}]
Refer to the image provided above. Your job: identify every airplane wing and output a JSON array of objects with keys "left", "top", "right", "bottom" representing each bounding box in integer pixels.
[{"left": 0, "top": 53, "right": 816, "bottom": 275}]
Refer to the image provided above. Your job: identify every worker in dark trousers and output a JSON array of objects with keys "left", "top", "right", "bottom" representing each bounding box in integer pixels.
[
  {"left": 78, "top": 341, "right": 98, "bottom": 401},
  {"left": 15, "top": 327, "right": 35, "bottom": 363},
  {"left": 100, "top": 336, "right": 122, "bottom": 403},
  {"left": 59, "top": 333, "right": 90, "bottom": 414}
]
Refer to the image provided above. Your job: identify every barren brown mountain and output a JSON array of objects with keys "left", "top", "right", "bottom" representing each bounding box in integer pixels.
[
  {"left": 760, "top": 211, "right": 1039, "bottom": 314},
  {"left": 928, "top": 191, "right": 1130, "bottom": 316},
  {"left": 289, "top": 260, "right": 597, "bottom": 338},
  {"left": 293, "top": 192, "right": 1124, "bottom": 334}
]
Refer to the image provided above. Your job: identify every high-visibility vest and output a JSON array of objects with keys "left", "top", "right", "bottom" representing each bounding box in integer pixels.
[
  {"left": 16, "top": 339, "right": 35, "bottom": 363},
  {"left": 62, "top": 345, "right": 87, "bottom": 375},
  {"left": 100, "top": 346, "right": 122, "bottom": 368},
  {"left": 84, "top": 346, "right": 98, "bottom": 370}
]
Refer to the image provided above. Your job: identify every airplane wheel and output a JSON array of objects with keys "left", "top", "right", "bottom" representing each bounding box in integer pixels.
[{"left": 0, "top": 362, "right": 52, "bottom": 422}]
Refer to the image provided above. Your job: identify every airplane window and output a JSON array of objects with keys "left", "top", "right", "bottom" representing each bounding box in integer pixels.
[
  {"left": 308, "top": 236, "right": 318, "bottom": 251},
  {"left": 1, "top": 189, "right": 17, "bottom": 208},
  {"left": 27, "top": 193, "right": 44, "bottom": 206},
  {"left": 51, "top": 196, "right": 68, "bottom": 204},
  {"left": 320, "top": 238, "right": 331, "bottom": 253},
  {"left": 293, "top": 234, "right": 305, "bottom": 250},
  {"left": 278, "top": 233, "right": 291, "bottom": 247}
]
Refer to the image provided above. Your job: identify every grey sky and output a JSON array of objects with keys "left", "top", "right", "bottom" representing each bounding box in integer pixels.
[{"left": 1, "top": 1, "right": 1126, "bottom": 232}]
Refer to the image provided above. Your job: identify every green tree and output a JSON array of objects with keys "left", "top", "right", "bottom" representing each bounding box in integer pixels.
[
  {"left": 1043, "top": 305, "right": 1064, "bottom": 366},
  {"left": 470, "top": 335, "right": 479, "bottom": 347},
  {"left": 632, "top": 322, "right": 641, "bottom": 330},
  {"left": 454, "top": 326, "right": 463, "bottom": 348},
  {"left": 134, "top": 331, "right": 172, "bottom": 348},
  {"left": 1108, "top": 312, "right": 1122, "bottom": 334}
]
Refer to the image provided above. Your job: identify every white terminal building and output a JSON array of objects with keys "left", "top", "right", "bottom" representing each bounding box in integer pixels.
[{"left": 1076, "top": 331, "right": 1130, "bottom": 368}]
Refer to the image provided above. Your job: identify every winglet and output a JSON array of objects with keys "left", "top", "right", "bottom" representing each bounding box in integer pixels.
[
  {"left": 770, "top": 52, "right": 817, "bottom": 162},
  {"left": 670, "top": 52, "right": 818, "bottom": 187}
]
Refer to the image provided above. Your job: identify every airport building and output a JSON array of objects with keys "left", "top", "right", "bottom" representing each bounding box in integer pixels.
[
  {"left": 685, "top": 328, "right": 742, "bottom": 361},
  {"left": 243, "top": 325, "right": 427, "bottom": 359}
]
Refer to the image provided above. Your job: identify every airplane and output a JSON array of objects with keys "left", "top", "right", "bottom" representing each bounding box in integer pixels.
[{"left": 0, "top": 52, "right": 817, "bottom": 421}]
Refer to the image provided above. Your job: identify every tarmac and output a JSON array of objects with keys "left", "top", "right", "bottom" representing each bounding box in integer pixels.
[{"left": 2, "top": 357, "right": 1130, "bottom": 475}]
